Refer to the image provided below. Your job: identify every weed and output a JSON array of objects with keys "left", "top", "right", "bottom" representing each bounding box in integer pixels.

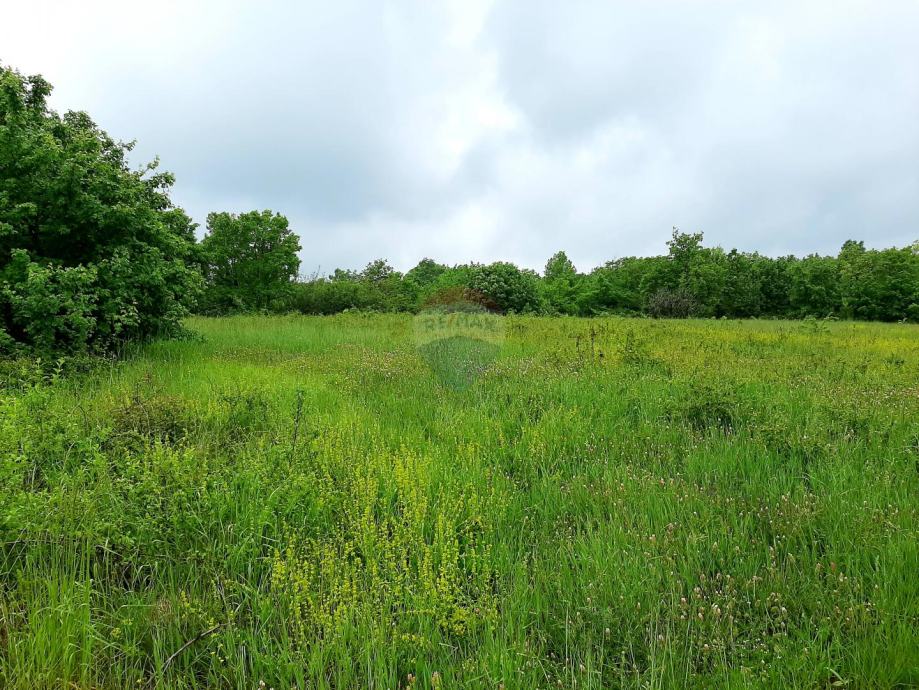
[{"left": 1, "top": 314, "right": 917, "bottom": 689}]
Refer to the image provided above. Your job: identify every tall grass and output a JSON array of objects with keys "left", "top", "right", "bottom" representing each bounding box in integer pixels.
[{"left": 1, "top": 314, "right": 917, "bottom": 688}]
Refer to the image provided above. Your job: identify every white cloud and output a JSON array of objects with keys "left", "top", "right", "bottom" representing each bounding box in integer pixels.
[{"left": 2, "top": 0, "right": 917, "bottom": 273}]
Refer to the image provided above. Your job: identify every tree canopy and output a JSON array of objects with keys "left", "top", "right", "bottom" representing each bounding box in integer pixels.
[
  {"left": 0, "top": 65, "right": 201, "bottom": 353},
  {"left": 200, "top": 210, "right": 301, "bottom": 312},
  {"left": 286, "top": 230, "right": 919, "bottom": 321},
  {"left": 2, "top": 63, "right": 917, "bottom": 356}
]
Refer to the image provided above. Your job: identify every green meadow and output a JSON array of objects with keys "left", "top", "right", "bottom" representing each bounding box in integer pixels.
[{"left": 2, "top": 314, "right": 918, "bottom": 689}]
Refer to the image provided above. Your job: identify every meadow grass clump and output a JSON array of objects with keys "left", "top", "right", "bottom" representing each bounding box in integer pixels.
[
  {"left": 1, "top": 314, "right": 918, "bottom": 688},
  {"left": 674, "top": 383, "right": 739, "bottom": 434},
  {"left": 109, "top": 388, "right": 196, "bottom": 448}
]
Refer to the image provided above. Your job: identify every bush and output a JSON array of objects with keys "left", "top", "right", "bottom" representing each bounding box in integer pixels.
[
  {"left": 0, "top": 65, "right": 202, "bottom": 354},
  {"left": 646, "top": 288, "right": 697, "bottom": 318},
  {"left": 287, "top": 279, "right": 380, "bottom": 314},
  {"left": 468, "top": 262, "right": 541, "bottom": 313}
]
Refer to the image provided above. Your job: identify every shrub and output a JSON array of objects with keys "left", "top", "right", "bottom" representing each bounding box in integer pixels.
[
  {"left": 288, "top": 278, "right": 380, "bottom": 314},
  {"left": 467, "top": 262, "right": 541, "bottom": 313},
  {"left": 0, "top": 65, "right": 202, "bottom": 354},
  {"left": 646, "top": 288, "right": 698, "bottom": 318}
]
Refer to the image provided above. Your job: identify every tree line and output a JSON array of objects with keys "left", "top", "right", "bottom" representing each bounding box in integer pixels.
[
  {"left": 2, "top": 65, "right": 917, "bottom": 355},
  {"left": 276, "top": 233, "right": 919, "bottom": 322}
]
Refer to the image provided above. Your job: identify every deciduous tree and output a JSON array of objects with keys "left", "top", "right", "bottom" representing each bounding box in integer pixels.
[
  {"left": 200, "top": 210, "right": 301, "bottom": 312},
  {"left": 0, "top": 65, "right": 202, "bottom": 353}
]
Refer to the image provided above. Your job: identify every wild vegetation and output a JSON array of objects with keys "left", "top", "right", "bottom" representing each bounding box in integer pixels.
[
  {"left": 3, "top": 64, "right": 918, "bottom": 361},
  {"left": 2, "top": 62, "right": 918, "bottom": 689},
  {"left": 0, "top": 66, "right": 202, "bottom": 354},
  {"left": 288, "top": 236, "right": 919, "bottom": 322},
  {"left": 2, "top": 314, "right": 918, "bottom": 688}
]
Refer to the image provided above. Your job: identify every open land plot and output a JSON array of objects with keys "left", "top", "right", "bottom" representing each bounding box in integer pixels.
[{"left": 1, "top": 314, "right": 918, "bottom": 688}]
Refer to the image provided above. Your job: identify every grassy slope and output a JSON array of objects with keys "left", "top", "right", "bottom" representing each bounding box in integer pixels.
[{"left": 1, "top": 314, "right": 918, "bottom": 689}]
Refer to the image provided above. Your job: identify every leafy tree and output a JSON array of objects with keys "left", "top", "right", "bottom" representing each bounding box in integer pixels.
[
  {"left": 416, "top": 264, "right": 477, "bottom": 307},
  {"left": 541, "top": 251, "right": 581, "bottom": 314},
  {"left": 666, "top": 228, "right": 704, "bottom": 283},
  {"left": 664, "top": 229, "right": 730, "bottom": 315},
  {"left": 360, "top": 258, "right": 396, "bottom": 284},
  {"left": 839, "top": 242, "right": 919, "bottom": 321},
  {"left": 583, "top": 258, "right": 644, "bottom": 314},
  {"left": 787, "top": 255, "right": 841, "bottom": 317},
  {"left": 757, "top": 255, "right": 793, "bottom": 316},
  {"left": 0, "top": 65, "right": 202, "bottom": 353},
  {"left": 330, "top": 267, "right": 359, "bottom": 282},
  {"left": 720, "top": 250, "right": 763, "bottom": 317},
  {"left": 271, "top": 224, "right": 919, "bottom": 323},
  {"left": 200, "top": 210, "right": 301, "bottom": 312},
  {"left": 468, "top": 262, "right": 541, "bottom": 313},
  {"left": 684, "top": 247, "right": 729, "bottom": 316},
  {"left": 359, "top": 259, "right": 416, "bottom": 311},
  {"left": 544, "top": 251, "right": 576, "bottom": 282},
  {"left": 637, "top": 255, "right": 678, "bottom": 302},
  {"left": 405, "top": 258, "right": 447, "bottom": 288}
]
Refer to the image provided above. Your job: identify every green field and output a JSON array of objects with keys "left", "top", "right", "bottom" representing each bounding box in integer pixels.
[{"left": 2, "top": 315, "right": 918, "bottom": 689}]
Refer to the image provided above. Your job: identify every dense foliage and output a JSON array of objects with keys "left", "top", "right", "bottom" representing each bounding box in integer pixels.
[
  {"left": 2, "top": 62, "right": 917, "bottom": 361},
  {"left": 199, "top": 210, "right": 301, "bottom": 313},
  {"left": 0, "top": 65, "right": 202, "bottom": 353},
  {"left": 2, "top": 314, "right": 917, "bottom": 688},
  {"left": 286, "top": 231, "right": 919, "bottom": 321}
]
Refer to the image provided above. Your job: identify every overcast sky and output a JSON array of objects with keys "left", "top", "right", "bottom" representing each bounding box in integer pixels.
[{"left": 3, "top": 1, "right": 918, "bottom": 274}]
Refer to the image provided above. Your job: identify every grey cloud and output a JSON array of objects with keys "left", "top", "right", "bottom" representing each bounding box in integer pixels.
[
  {"left": 2, "top": 0, "right": 917, "bottom": 273},
  {"left": 485, "top": 1, "right": 736, "bottom": 141}
]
